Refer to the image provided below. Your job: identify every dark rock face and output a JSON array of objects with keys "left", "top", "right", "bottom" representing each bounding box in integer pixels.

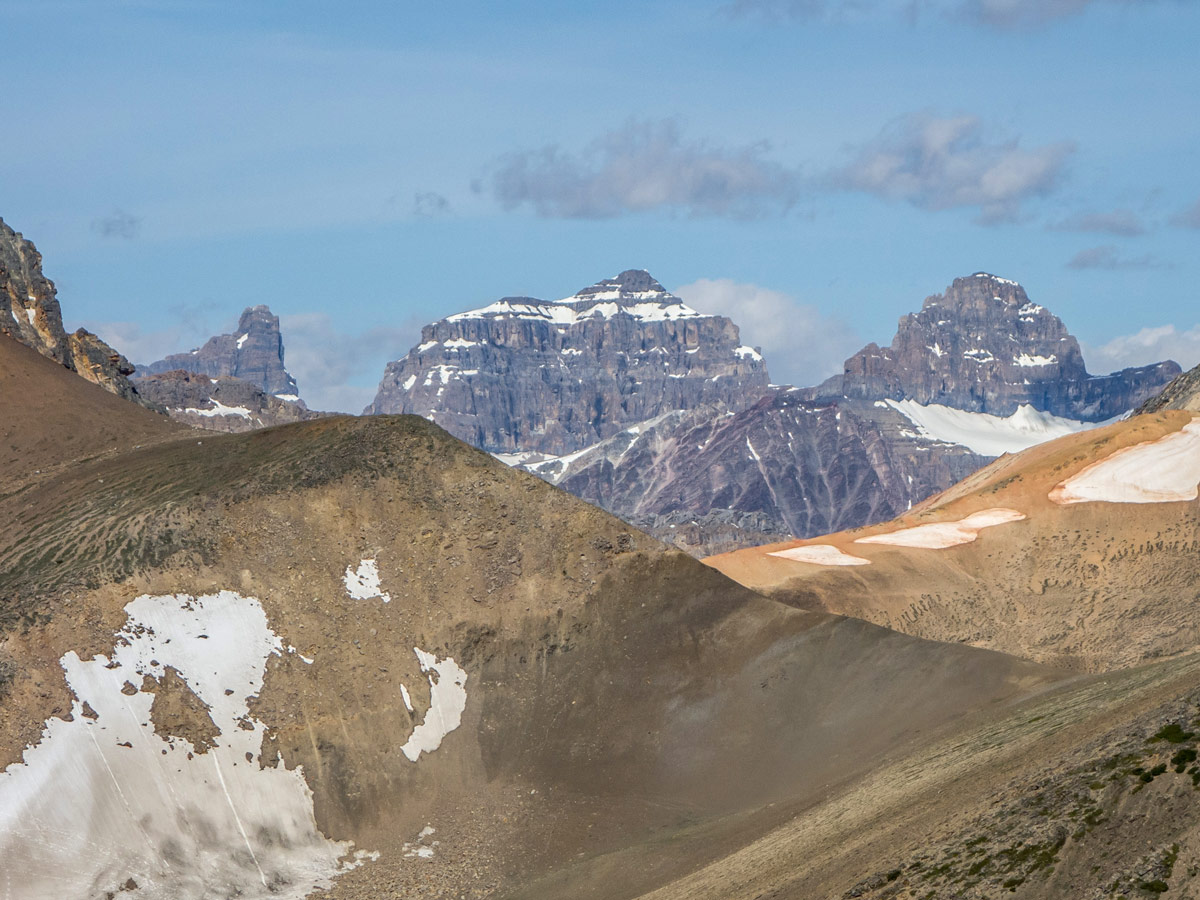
[
  {"left": 831, "top": 273, "right": 1179, "bottom": 420},
  {"left": 525, "top": 390, "right": 987, "bottom": 556},
  {"left": 1136, "top": 361, "right": 1200, "bottom": 414},
  {"left": 134, "top": 370, "right": 324, "bottom": 434},
  {"left": 139, "top": 306, "right": 299, "bottom": 398},
  {"left": 366, "top": 270, "right": 770, "bottom": 455},
  {"left": 0, "top": 217, "right": 148, "bottom": 405}
]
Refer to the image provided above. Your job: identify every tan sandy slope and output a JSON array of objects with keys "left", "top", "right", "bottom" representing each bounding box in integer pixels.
[{"left": 707, "top": 410, "right": 1200, "bottom": 672}]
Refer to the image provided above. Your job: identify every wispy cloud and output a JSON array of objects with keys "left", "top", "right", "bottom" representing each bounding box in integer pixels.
[
  {"left": 831, "top": 113, "right": 1074, "bottom": 223},
  {"left": 1050, "top": 208, "right": 1145, "bottom": 236},
  {"left": 412, "top": 191, "right": 451, "bottom": 217},
  {"left": 1170, "top": 197, "right": 1200, "bottom": 228},
  {"left": 91, "top": 209, "right": 142, "bottom": 240},
  {"left": 1066, "top": 244, "right": 1166, "bottom": 270},
  {"left": 957, "top": 0, "right": 1165, "bottom": 29},
  {"left": 674, "top": 278, "right": 861, "bottom": 387},
  {"left": 487, "top": 120, "right": 800, "bottom": 219},
  {"left": 724, "top": 0, "right": 1177, "bottom": 28},
  {"left": 1081, "top": 323, "right": 1200, "bottom": 373}
]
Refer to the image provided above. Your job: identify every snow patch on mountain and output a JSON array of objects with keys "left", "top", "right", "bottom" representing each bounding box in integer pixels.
[
  {"left": 1050, "top": 420, "right": 1200, "bottom": 505},
  {"left": 767, "top": 544, "right": 871, "bottom": 566},
  {"left": 400, "top": 650, "right": 468, "bottom": 762},
  {"left": 344, "top": 558, "right": 391, "bottom": 603},
  {"left": 855, "top": 508, "right": 1026, "bottom": 549},
  {"left": 0, "top": 591, "right": 360, "bottom": 899},
  {"left": 887, "top": 399, "right": 1099, "bottom": 456}
]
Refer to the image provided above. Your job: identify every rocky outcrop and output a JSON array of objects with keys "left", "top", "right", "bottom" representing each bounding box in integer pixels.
[
  {"left": 523, "top": 390, "right": 987, "bottom": 555},
  {"left": 366, "top": 270, "right": 770, "bottom": 455},
  {"left": 0, "top": 217, "right": 149, "bottom": 405},
  {"left": 138, "top": 305, "right": 299, "bottom": 398},
  {"left": 827, "top": 273, "right": 1179, "bottom": 420},
  {"left": 134, "top": 370, "right": 325, "bottom": 433},
  {"left": 1136, "top": 361, "right": 1200, "bottom": 414}
]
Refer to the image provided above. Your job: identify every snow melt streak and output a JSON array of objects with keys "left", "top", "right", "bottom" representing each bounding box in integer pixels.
[
  {"left": 0, "top": 591, "right": 353, "bottom": 900},
  {"left": 855, "top": 508, "right": 1026, "bottom": 549},
  {"left": 767, "top": 544, "right": 871, "bottom": 566},
  {"left": 1050, "top": 420, "right": 1200, "bottom": 505}
]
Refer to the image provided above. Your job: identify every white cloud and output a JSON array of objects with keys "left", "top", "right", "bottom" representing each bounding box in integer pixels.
[
  {"left": 833, "top": 113, "right": 1074, "bottom": 222},
  {"left": 1081, "top": 324, "right": 1200, "bottom": 374},
  {"left": 674, "top": 278, "right": 861, "bottom": 387},
  {"left": 279, "top": 313, "right": 420, "bottom": 413},
  {"left": 489, "top": 120, "right": 800, "bottom": 219}
]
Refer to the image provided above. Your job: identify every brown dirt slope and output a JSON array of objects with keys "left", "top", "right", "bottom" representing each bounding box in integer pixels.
[
  {"left": 706, "top": 411, "right": 1200, "bottom": 672},
  {"left": 634, "top": 649, "right": 1200, "bottom": 900},
  {"left": 0, "top": 332, "right": 183, "bottom": 490},
  {"left": 0, "top": 396, "right": 1059, "bottom": 899}
]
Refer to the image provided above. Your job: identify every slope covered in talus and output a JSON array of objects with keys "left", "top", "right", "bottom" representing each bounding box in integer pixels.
[
  {"left": 133, "top": 369, "right": 325, "bottom": 433},
  {"left": 1137, "top": 359, "right": 1200, "bottom": 414},
  {"left": 708, "top": 408, "right": 1200, "bottom": 673},
  {"left": 366, "top": 269, "right": 770, "bottom": 455},
  {"left": 0, "top": 335, "right": 1059, "bottom": 900},
  {"left": 0, "top": 216, "right": 149, "bottom": 405},
  {"left": 525, "top": 391, "right": 987, "bottom": 556}
]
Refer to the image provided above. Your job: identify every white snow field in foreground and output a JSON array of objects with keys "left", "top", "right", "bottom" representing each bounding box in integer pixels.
[
  {"left": 856, "top": 508, "right": 1027, "bottom": 549},
  {"left": 1050, "top": 420, "right": 1200, "bottom": 505},
  {"left": 344, "top": 557, "right": 392, "bottom": 602},
  {"left": 887, "top": 399, "right": 1098, "bottom": 457},
  {"left": 0, "top": 591, "right": 357, "bottom": 900},
  {"left": 401, "top": 649, "right": 469, "bottom": 762},
  {"left": 767, "top": 544, "right": 871, "bottom": 566}
]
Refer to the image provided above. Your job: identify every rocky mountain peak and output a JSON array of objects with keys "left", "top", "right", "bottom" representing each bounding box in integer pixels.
[
  {"left": 367, "top": 269, "right": 770, "bottom": 455},
  {"left": 567, "top": 269, "right": 668, "bottom": 301},
  {"left": 138, "top": 305, "right": 299, "bottom": 398},
  {"left": 0, "top": 216, "right": 149, "bottom": 406},
  {"left": 838, "top": 273, "right": 1178, "bottom": 420}
]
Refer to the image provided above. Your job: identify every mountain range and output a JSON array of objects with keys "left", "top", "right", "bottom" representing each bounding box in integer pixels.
[
  {"left": 370, "top": 268, "right": 1179, "bottom": 554},
  {"left": 4, "top": 224, "right": 1200, "bottom": 897}
]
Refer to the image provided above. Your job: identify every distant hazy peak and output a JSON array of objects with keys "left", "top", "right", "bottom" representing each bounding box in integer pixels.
[{"left": 138, "top": 304, "right": 299, "bottom": 398}]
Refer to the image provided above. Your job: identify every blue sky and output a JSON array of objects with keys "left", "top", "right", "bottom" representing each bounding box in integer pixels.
[{"left": 2, "top": 0, "right": 1198, "bottom": 410}]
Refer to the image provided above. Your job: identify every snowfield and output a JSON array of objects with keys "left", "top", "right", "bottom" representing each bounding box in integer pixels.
[
  {"left": 0, "top": 591, "right": 356, "bottom": 900},
  {"left": 401, "top": 650, "right": 468, "bottom": 762},
  {"left": 887, "top": 399, "right": 1098, "bottom": 456},
  {"left": 856, "top": 508, "right": 1027, "bottom": 549},
  {"left": 1050, "top": 420, "right": 1200, "bottom": 505},
  {"left": 181, "top": 399, "right": 254, "bottom": 419},
  {"left": 767, "top": 544, "right": 871, "bottom": 566},
  {"left": 344, "top": 557, "right": 392, "bottom": 603}
]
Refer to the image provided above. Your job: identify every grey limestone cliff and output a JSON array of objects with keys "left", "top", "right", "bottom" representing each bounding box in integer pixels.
[
  {"left": 139, "top": 305, "right": 300, "bottom": 398},
  {"left": 367, "top": 270, "right": 771, "bottom": 455},
  {"left": 0, "top": 217, "right": 148, "bottom": 406},
  {"left": 826, "top": 273, "right": 1179, "bottom": 419}
]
